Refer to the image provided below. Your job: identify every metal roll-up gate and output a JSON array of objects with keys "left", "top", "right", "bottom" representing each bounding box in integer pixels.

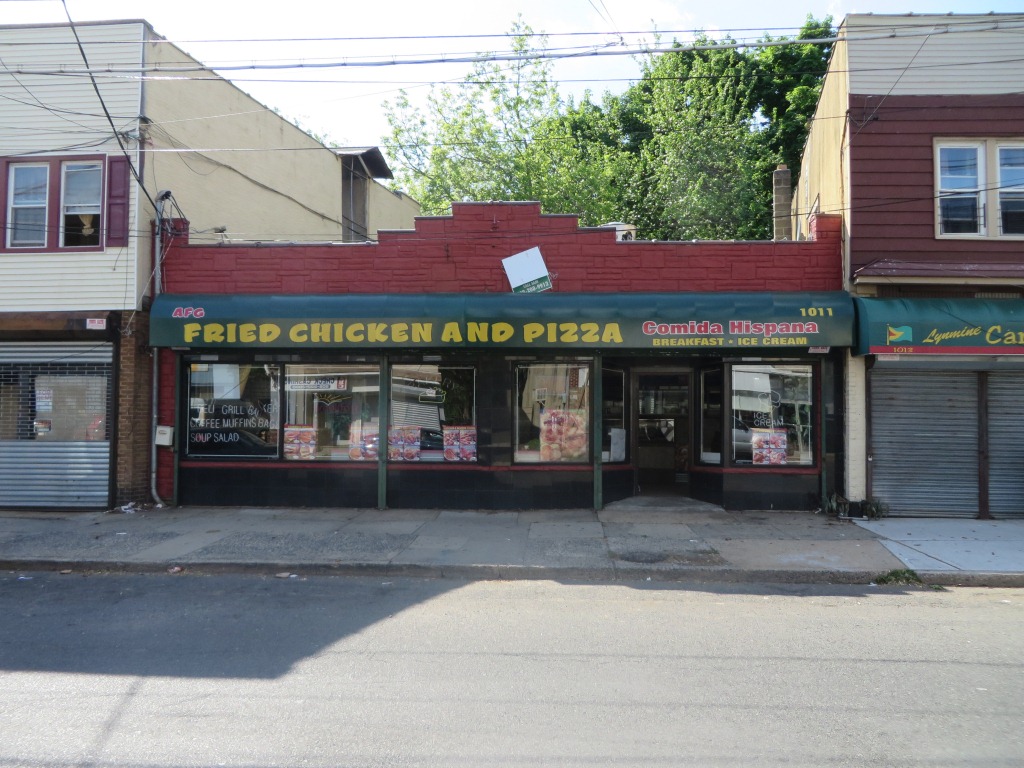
[
  {"left": 0, "top": 342, "right": 113, "bottom": 509},
  {"left": 869, "top": 370, "right": 979, "bottom": 518},
  {"left": 987, "top": 373, "right": 1024, "bottom": 519}
]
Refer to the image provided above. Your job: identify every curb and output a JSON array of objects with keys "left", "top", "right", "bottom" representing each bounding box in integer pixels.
[{"left": 5, "top": 558, "right": 1023, "bottom": 587}]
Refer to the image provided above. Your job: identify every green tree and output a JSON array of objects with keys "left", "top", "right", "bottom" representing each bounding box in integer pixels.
[
  {"left": 609, "top": 16, "right": 834, "bottom": 240},
  {"left": 383, "top": 16, "right": 834, "bottom": 239},
  {"left": 384, "top": 22, "right": 606, "bottom": 218},
  {"left": 749, "top": 15, "right": 835, "bottom": 178}
]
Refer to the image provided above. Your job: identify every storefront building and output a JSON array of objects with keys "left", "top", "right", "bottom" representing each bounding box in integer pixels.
[
  {"left": 150, "top": 203, "right": 850, "bottom": 511},
  {"left": 856, "top": 297, "right": 1024, "bottom": 519},
  {"left": 0, "top": 334, "right": 118, "bottom": 508},
  {"left": 0, "top": 315, "right": 150, "bottom": 510}
]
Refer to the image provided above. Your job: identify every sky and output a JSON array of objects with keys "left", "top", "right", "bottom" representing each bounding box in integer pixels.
[{"left": 2, "top": 0, "right": 1020, "bottom": 152}]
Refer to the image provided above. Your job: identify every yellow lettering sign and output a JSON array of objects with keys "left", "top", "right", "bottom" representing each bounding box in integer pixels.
[{"left": 441, "top": 322, "right": 463, "bottom": 343}]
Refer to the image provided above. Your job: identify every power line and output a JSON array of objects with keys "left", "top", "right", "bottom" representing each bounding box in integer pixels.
[
  {"left": 3, "top": 14, "right": 1019, "bottom": 49},
  {"left": 58, "top": 0, "right": 157, "bottom": 218},
  {"left": 0, "top": 25, "right": 823, "bottom": 48}
]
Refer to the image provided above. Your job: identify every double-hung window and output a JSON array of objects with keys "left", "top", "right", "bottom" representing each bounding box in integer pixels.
[
  {"left": 998, "top": 146, "right": 1024, "bottom": 235},
  {"left": 8, "top": 164, "right": 49, "bottom": 247},
  {"left": 2, "top": 155, "right": 129, "bottom": 251},
  {"left": 936, "top": 140, "right": 1024, "bottom": 238},
  {"left": 61, "top": 161, "right": 103, "bottom": 247},
  {"left": 937, "top": 145, "right": 983, "bottom": 235}
]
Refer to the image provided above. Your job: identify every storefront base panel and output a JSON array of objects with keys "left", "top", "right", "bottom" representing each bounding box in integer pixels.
[
  {"left": 387, "top": 468, "right": 594, "bottom": 510},
  {"left": 179, "top": 465, "right": 378, "bottom": 507},
  {"left": 690, "top": 469, "right": 821, "bottom": 511},
  {"left": 601, "top": 467, "right": 635, "bottom": 505}
]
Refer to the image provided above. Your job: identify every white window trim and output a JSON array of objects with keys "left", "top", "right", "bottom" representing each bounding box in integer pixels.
[
  {"left": 7, "top": 163, "right": 49, "bottom": 249},
  {"left": 935, "top": 139, "right": 1024, "bottom": 240},
  {"left": 59, "top": 160, "right": 103, "bottom": 248},
  {"left": 936, "top": 141, "right": 985, "bottom": 238},
  {"left": 997, "top": 143, "right": 1024, "bottom": 237}
]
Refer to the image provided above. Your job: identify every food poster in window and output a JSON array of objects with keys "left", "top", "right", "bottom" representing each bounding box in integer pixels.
[
  {"left": 751, "top": 428, "right": 787, "bottom": 465},
  {"left": 348, "top": 420, "right": 379, "bottom": 460},
  {"left": 387, "top": 426, "right": 422, "bottom": 461},
  {"left": 284, "top": 425, "right": 317, "bottom": 459},
  {"left": 540, "top": 409, "right": 588, "bottom": 462},
  {"left": 443, "top": 426, "right": 477, "bottom": 461}
]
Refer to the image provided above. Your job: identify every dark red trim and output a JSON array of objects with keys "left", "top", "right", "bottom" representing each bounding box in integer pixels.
[
  {"left": 868, "top": 346, "right": 1024, "bottom": 355},
  {"left": 180, "top": 459, "right": 594, "bottom": 472},
  {"left": 690, "top": 465, "right": 819, "bottom": 476},
  {"left": 0, "top": 154, "right": 111, "bottom": 253},
  {"left": 106, "top": 156, "right": 130, "bottom": 247}
]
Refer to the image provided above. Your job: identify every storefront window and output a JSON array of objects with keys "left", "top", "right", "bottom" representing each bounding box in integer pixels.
[
  {"left": 283, "top": 364, "right": 379, "bottom": 461},
  {"left": 389, "top": 364, "right": 475, "bottom": 463},
  {"left": 700, "top": 368, "right": 723, "bottom": 463},
  {"left": 731, "top": 364, "right": 813, "bottom": 466},
  {"left": 602, "top": 368, "right": 625, "bottom": 462},
  {"left": 187, "top": 363, "right": 279, "bottom": 457},
  {"left": 515, "top": 363, "right": 591, "bottom": 463}
]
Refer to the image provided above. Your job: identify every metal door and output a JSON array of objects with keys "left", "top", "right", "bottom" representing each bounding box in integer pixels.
[
  {"left": 634, "top": 370, "right": 690, "bottom": 491},
  {"left": 0, "top": 343, "right": 112, "bottom": 508},
  {"left": 987, "top": 373, "right": 1024, "bottom": 519},
  {"left": 869, "top": 370, "right": 979, "bottom": 518}
]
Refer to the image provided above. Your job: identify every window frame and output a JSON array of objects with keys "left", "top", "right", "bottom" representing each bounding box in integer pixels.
[
  {"left": 281, "top": 363, "right": 380, "bottom": 462},
  {"left": 185, "top": 362, "right": 280, "bottom": 459},
  {"left": 936, "top": 143, "right": 984, "bottom": 236},
  {"left": 7, "top": 163, "right": 49, "bottom": 248},
  {"left": 729, "top": 363, "right": 816, "bottom": 468},
  {"left": 59, "top": 160, "right": 104, "bottom": 248},
  {"left": 388, "top": 363, "right": 477, "bottom": 463},
  {"left": 1, "top": 155, "right": 112, "bottom": 253},
  {"left": 935, "top": 139, "right": 1024, "bottom": 240},
  {"left": 514, "top": 361, "right": 593, "bottom": 465},
  {"left": 997, "top": 145, "right": 1024, "bottom": 236}
]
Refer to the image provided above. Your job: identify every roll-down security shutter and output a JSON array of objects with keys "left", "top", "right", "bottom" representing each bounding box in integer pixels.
[
  {"left": 869, "top": 370, "right": 979, "bottom": 518},
  {"left": 0, "top": 343, "right": 113, "bottom": 509},
  {"left": 987, "top": 373, "right": 1024, "bottom": 519}
]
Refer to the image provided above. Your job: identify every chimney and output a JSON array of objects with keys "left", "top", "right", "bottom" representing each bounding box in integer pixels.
[{"left": 773, "top": 164, "right": 792, "bottom": 241}]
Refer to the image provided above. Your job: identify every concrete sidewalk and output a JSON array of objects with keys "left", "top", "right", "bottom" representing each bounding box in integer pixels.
[{"left": 1, "top": 497, "right": 1022, "bottom": 586}]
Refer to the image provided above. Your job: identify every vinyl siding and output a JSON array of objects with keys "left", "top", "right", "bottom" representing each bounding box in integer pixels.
[
  {"left": 0, "top": 251, "right": 140, "bottom": 310},
  {"left": 845, "top": 14, "right": 1024, "bottom": 96},
  {"left": 848, "top": 94, "right": 1024, "bottom": 269},
  {"left": 0, "top": 21, "right": 144, "bottom": 154},
  {"left": 0, "top": 21, "right": 145, "bottom": 311}
]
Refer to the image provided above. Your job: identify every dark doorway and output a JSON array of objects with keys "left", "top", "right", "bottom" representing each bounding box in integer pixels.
[{"left": 634, "top": 370, "right": 690, "bottom": 494}]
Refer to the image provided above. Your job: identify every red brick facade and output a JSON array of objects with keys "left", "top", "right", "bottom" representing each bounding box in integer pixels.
[
  {"left": 162, "top": 202, "right": 843, "bottom": 296},
  {"left": 154, "top": 202, "right": 844, "bottom": 503}
]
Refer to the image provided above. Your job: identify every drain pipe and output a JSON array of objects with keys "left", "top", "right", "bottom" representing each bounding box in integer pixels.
[{"left": 150, "top": 190, "right": 173, "bottom": 507}]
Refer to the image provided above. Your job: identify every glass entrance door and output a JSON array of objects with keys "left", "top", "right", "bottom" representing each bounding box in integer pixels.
[{"left": 635, "top": 371, "right": 690, "bottom": 491}]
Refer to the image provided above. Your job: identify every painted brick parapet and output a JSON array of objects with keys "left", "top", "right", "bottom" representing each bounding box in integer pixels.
[{"left": 162, "top": 202, "right": 844, "bottom": 295}]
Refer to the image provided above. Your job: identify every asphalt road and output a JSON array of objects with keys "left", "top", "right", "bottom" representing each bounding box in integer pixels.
[{"left": 1, "top": 572, "right": 1022, "bottom": 767}]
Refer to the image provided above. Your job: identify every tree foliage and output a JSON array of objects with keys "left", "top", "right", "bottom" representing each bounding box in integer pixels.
[
  {"left": 383, "top": 16, "right": 834, "bottom": 240},
  {"left": 384, "top": 22, "right": 566, "bottom": 215}
]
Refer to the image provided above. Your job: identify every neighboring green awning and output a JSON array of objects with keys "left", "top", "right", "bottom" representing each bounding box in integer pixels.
[
  {"left": 854, "top": 297, "right": 1024, "bottom": 356},
  {"left": 150, "top": 292, "right": 854, "bottom": 351}
]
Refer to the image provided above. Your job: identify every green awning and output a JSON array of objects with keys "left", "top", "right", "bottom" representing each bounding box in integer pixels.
[
  {"left": 854, "top": 297, "right": 1024, "bottom": 356},
  {"left": 150, "top": 292, "right": 854, "bottom": 351}
]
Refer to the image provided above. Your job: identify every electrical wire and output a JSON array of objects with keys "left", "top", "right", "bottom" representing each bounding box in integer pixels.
[{"left": 58, "top": 1, "right": 155, "bottom": 220}]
